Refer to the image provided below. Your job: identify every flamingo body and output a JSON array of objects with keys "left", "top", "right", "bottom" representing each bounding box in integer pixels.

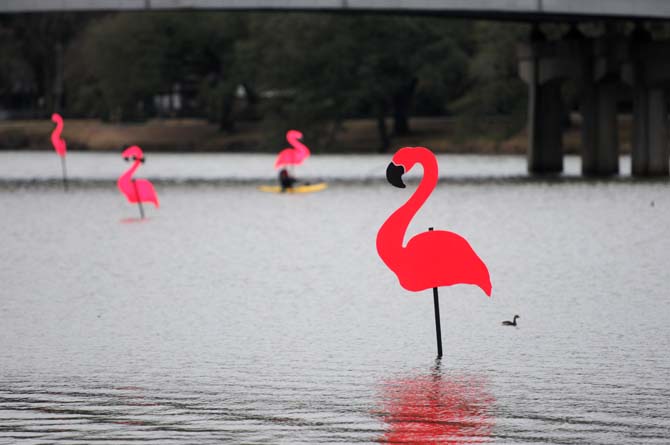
[
  {"left": 50, "top": 113, "right": 67, "bottom": 157},
  {"left": 274, "top": 130, "right": 310, "bottom": 170},
  {"left": 274, "top": 148, "right": 300, "bottom": 168},
  {"left": 376, "top": 147, "right": 491, "bottom": 296},
  {"left": 117, "top": 146, "right": 159, "bottom": 208},
  {"left": 395, "top": 230, "right": 491, "bottom": 293}
]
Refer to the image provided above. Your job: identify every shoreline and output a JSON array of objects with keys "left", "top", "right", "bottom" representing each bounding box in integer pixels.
[
  {"left": 0, "top": 115, "right": 628, "bottom": 155},
  {"left": 1, "top": 152, "right": 664, "bottom": 189}
]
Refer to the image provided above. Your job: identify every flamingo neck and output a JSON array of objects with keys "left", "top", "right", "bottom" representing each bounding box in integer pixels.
[
  {"left": 52, "top": 119, "right": 63, "bottom": 141},
  {"left": 288, "top": 134, "right": 309, "bottom": 157},
  {"left": 378, "top": 151, "right": 438, "bottom": 266},
  {"left": 120, "top": 160, "right": 141, "bottom": 183}
]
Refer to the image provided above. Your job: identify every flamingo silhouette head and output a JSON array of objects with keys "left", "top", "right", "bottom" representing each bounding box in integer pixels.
[
  {"left": 51, "top": 113, "right": 62, "bottom": 124},
  {"left": 387, "top": 147, "right": 429, "bottom": 188},
  {"left": 122, "top": 145, "right": 146, "bottom": 163},
  {"left": 287, "top": 129, "right": 303, "bottom": 140}
]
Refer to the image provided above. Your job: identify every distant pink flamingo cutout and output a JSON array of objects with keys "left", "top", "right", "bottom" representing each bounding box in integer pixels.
[
  {"left": 274, "top": 130, "right": 310, "bottom": 170},
  {"left": 50, "top": 113, "right": 68, "bottom": 190},
  {"left": 376, "top": 147, "right": 491, "bottom": 356},
  {"left": 117, "top": 145, "right": 159, "bottom": 219}
]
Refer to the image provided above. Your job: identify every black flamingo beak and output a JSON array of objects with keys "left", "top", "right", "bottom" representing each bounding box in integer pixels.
[
  {"left": 141, "top": 157, "right": 145, "bottom": 163},
  {"left": 386, "top": 162, "right": 406, "bottom": 188},
  {"left": 123, "top": 157, "right": 129, "bottom": 162}
]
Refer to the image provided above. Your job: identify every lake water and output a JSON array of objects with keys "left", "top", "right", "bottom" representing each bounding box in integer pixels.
[{"left": 1, "top": 152, "right": 669, "bottom": 444}]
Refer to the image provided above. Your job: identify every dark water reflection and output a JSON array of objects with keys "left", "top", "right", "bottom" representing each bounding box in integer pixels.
[{"left": 378, "top": 361, "right": 494, "bottom": 443}]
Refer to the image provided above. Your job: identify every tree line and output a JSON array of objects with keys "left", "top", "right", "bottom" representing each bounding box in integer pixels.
[{"left": 0, "top": 12, "right": 528, "bottom": 151}]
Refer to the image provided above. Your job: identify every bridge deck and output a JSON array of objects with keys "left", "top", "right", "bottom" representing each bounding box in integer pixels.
[{"left": 2, "top": 0, "right": 670, "bottom": 20}]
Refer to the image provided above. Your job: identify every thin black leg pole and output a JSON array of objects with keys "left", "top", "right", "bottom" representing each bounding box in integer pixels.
[
  {"left": 132, "top": 179, "right": 145, "bottom": 219},
  {"left": 429, "top": 227, "right": 443, "bottom": 357},
  {"left": 432, "top": 286, "right": 443, "bottom": 358},
  {"left": 60, "top": 156, "right": 68, "bottom": 192}
]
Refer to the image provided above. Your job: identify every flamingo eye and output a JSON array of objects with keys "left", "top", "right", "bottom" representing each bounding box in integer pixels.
[{"left": 132, "top": 156, "right": 137, "bottom": 161}]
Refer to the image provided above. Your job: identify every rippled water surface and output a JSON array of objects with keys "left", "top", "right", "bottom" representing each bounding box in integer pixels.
[{"left": 1, "top": 152, "right": 670, "bottom": 444}]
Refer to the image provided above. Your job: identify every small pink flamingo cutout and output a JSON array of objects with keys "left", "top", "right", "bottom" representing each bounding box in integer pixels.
[
  {"left": 376, "top": 147, "right": 491, "bottom": 356},
  {"left": 274, "top": 130, "right": 310, "bottom": 170},
  {"left": 50, "top": 113, "right": 68, "bottom": 190},
  {"left": 117, "top": 145, "right": 159, "bottom": 219}
]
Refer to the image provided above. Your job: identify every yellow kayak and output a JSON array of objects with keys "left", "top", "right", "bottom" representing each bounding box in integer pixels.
[{"left": 258, "top": 182, "right": 328, "bottom": 194}]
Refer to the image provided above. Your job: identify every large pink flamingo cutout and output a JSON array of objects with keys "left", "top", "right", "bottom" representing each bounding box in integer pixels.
[
  {"left": 274, "top": 130, "right": 310, "bottom": 170},
  {"left": 50, "top": 113, "right": 68, "bottom": 191},
  {"left": 376, "top": 147, "right": 491, "bottom": 355},
  {"left": 117, "top": 145, "right": 159, "bottom": 219}
]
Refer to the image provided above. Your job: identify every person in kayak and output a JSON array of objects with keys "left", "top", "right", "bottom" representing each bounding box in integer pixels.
[{"left": 279, "top": 167, "right": 297, "bottom": 192}]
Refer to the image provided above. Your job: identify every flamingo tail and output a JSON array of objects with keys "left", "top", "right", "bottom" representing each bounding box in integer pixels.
[{"left": 134, "top": 179, "right": 160, "bottom": 207}]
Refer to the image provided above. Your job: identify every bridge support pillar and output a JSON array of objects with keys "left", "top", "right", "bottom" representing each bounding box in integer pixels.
[
  {"left": 519, "top": 27, "right": 564, "bottom": 175},
  {"left": 625, "top": 30, "right": 670, "bottom": 177},
  {"left": 528, "top": 79, "right": 563, "bottom": 174},
  {"left": 581, "top": 83, "right": 620, "bottom": 176},
  {"left": 632, "top": 88, "right": 668, "bottom": 176}
]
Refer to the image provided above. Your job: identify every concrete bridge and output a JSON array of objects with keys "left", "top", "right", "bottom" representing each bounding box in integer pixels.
[
  {"left": 3, "top": 0, "right": 670, "bottom": 176},
  {"left": 3, "top": 0, "right": 670, "bottom": 20},
  {"left": 518, "top": 25, "right": 670, "bottom": 177}
]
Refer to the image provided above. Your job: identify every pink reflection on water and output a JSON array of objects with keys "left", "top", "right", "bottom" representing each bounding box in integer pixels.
[
  {"left": 119, "top": 217, "right": 152, "bottom": 224},
  {"left": 378, "top": 365, "right": 495, "bottom": 444}
]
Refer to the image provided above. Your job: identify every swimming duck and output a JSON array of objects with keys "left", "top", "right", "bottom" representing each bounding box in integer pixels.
[{"left": 502, "top": 315, "right": 520, "bottom": 326}]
